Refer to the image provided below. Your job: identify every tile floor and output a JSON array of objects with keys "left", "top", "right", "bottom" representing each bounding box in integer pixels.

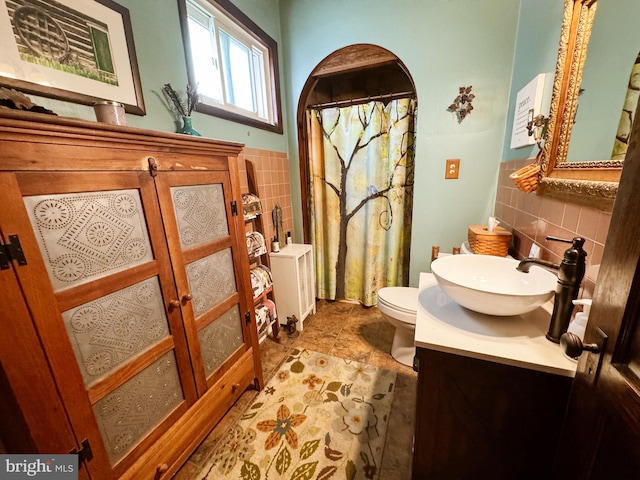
[{"left": 173, "top": 299, "right": 417, "bottom": 479}]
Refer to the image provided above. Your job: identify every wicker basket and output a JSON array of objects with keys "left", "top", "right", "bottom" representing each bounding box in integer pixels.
[
  {"left": 509, "top": 163, "right": 541, "bottom": 193},
  {"left": 468, "top": 225, "right": 512, "bottom": 257}
]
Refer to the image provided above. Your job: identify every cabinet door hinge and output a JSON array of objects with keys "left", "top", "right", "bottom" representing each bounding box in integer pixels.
[
  {"left": 0, "top": 235, "right": 27, "bottom": 270},
  {"left": 231, "top": 200, "right": 238, "bottom": 216},
  {"left": 70, "top": 438, "right": 93, "bottom": 465},
  {"left": 245, "top": 312, "right": 251, "bottom": 325}
]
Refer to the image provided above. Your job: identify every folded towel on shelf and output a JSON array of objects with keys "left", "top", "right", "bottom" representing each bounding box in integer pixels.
[
  {"left": 246, "top": 231, "right": 267, "bottom": 258},
  {"left": 264, "top": 298, "right": 277, "bottom": 320},
  {"left": 250, "top": 269, "right": 265, "bottom": 298},
  {"left": 250, "top": 265, "right": 273, "bottom": 299},
  {"left": 242, "top": 193, "right": 262, "bottom": 219},
  {"left": 255, "top": 303, "right": 271, "bottom": 334}
]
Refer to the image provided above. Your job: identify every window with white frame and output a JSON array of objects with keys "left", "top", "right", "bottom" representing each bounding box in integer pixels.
[{"left": 179, "top": 0, "right": 282, "bottom": 133}]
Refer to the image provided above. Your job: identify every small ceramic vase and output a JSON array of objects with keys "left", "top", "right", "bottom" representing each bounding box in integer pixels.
[{"left": 177, "top": 116, "right": 201, "bottom": 136}]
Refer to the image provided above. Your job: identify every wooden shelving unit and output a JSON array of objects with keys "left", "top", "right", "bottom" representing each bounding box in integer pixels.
[{"left": 244, "top": 160, "right": 280, "bottom": 343}]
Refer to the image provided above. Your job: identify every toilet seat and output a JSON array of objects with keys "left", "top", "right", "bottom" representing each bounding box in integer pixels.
[
  {"left": 377, "top": 287, "right": 419, "bottom": 366},
  {"left": 461, "top": 241, "right": 474, "bottom": 255},
  {"left": 378, "top": 287, "right": 418, "bottom": 313},
  {"left": 377, "top": 287, "right": 418, "bottom": 325}
]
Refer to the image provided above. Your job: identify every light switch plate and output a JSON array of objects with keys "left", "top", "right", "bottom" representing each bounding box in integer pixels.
[{"left": 445, "top": 159, "right": 460, "bottom": 179}]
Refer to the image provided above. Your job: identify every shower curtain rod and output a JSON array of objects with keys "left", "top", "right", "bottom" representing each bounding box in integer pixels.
[{"left": 308, "top": 91, "right": 415, "bottom": 110}]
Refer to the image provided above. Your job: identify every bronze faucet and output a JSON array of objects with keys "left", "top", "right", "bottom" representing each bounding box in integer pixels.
[
  {"left": 517, "top": 236, "right": 587, "bottom": 343},
  {"left": 516, "top": 258, "right": 559, "bottom": 273}
]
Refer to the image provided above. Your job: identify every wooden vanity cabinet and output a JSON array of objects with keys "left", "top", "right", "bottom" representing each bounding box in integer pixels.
[
  {"left": 413, "top": 347, "right": 572, "bottom": 480},
  {"left": 0, "top": 111, "right": 263, "bottom": 479}
]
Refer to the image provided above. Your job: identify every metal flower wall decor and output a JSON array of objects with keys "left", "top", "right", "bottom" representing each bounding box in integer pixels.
[{"left": 448, "top": 86, "right": 474, "bottom": 122}]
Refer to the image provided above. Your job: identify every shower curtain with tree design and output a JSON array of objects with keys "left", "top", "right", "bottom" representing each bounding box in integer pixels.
[
  {"left": 611, "top": 52, "right": 640, "bottom": 160},
  {"left": 307, "top": 98, "right": 416, "bottom": 306}
]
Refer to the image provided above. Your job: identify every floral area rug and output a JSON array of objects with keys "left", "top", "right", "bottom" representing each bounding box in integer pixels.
[{"left": 199, "top": 348, "right": 397, "bottom": 480}]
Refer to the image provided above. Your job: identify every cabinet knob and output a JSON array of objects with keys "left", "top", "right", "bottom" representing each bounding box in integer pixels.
[
  {"left": 155, "top": 463, "right": 168, "bottom": 479},
  {"left": 231, "top": 383, "right": 240, "bottom": 394},
  {"left": 181, "top": 293, "right": 193, "bottom": 304},
  {"left": 169, "top": 299, "right": 180, "bottom": 309}
]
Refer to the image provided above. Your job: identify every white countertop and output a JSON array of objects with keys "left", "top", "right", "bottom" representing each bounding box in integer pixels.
[{"left": 414, "top": 273, "right": 577, "bottom": 377}]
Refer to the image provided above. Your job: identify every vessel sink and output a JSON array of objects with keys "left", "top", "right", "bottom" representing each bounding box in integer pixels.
[{"left": 430, "top": 254, "right": 556, "bottom": 316}]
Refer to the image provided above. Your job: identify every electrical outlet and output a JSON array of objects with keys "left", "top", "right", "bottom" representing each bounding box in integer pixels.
[
  {"left": 529, "top": 243, "right": 541, "bottom": 258},
  {"left": 445, "top": 159, "right": 460, "bottom": 179}
]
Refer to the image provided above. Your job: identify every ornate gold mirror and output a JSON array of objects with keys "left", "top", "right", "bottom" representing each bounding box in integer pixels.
[{"left": 540, "top": 0, "right": 639, "bottom": 208}]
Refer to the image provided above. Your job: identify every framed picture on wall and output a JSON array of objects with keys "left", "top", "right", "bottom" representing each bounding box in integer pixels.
[{"left": 0, "top": 0, "right": 145, "bottom": 115}]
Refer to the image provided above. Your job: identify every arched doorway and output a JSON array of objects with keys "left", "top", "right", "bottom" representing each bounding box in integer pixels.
[{"left": 297, "top": 44, "right": 418, "bottom": 304}]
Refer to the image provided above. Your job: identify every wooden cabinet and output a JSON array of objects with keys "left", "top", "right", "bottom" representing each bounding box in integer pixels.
[
  {"left": 269, "top": 244, "right": 316, "bottom": 331},
  {"left": 0, "top": 111, "right": 263, "bottom": 479},
  {"left": 412, "top": 347, "right": 572, "bottom": 480}
]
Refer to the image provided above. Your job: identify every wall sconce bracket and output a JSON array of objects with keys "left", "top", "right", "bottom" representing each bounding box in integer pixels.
[{"left": 526, "top": 110, "right": 549, "bottom": 148}]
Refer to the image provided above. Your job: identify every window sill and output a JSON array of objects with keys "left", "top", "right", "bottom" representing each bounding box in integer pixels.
[{"left": 197, "top": 103, "right": 282, "bottom": 134}]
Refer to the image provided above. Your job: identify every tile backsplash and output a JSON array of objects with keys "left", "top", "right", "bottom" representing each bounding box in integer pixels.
[
  {"left": 495, "top": 159, "right": 612, "bottom": 298},
  {"left": 238, "top": 147, "right": 293, "bottom": 245}
]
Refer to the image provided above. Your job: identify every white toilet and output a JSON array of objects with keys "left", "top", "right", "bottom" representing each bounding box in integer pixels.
[
  {"left": 377, "top": 287, "right": 419, "bottom": 367},
  {"left": 377, "top": 244, "right": 477, "bottom": 366}
]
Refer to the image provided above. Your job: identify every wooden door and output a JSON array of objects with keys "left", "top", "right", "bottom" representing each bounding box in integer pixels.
[
  {"left": 552, "top": 105, "right": 640, "bottom": 477},
  {"left": 0, "top": 218, "right": 77, "bottom": 454},
  {"left": 3, "top": 171, "right": 198, "bottom": 479},
  {"left": 0, "top": 218, "right": 91, "bottom": 480},
  {"left": 153, "top": 171, "right": 261, "bottom": 394}
]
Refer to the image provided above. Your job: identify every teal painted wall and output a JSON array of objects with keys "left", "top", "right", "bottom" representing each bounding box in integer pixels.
[
  {"left": 502, "top": 0, "right": 563, "bottom": 162},
  {"left": 279, "top": 0, "right": 521, "bottom": 285},
  {"left": 121, "top": 0, "right": 288, "bottom": 151},
  {"left": 25, "top": 0, "right": 564, "bottom": 288},
  {"left": 28, "top": 0, "right": 290, "bottom": 153}
]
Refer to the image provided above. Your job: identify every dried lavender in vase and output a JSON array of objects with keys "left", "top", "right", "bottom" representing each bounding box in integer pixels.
[{"left": 163, "top": 83, "right": 202, "bottom": 135}]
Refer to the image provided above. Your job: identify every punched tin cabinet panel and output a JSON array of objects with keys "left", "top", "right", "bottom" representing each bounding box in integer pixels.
[
  {"left": 23, "top": 189, "right": 153, "bottom": 292},
  {"left": 198, "top": 305, "right": 244, "bottom": 377},
  {"left": 186, "top": 248, "right": 237, "bottom": 318},
  {"left": 92, "top": 351, "right": 184, "bottom": 465},
  {"left": 61, "top": 277, "right": 171, "bottom": 386},
  {"left": 171, "top": 184, "right": 229, "bottom": 249}
]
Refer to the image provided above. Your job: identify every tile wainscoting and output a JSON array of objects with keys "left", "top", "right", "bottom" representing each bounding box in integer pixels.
[
  {"left": 238, "top": 147, "right": 294, "bottom": 242},
  {"left": 495, "top": 159, "right": 612, "bottom": 298}
]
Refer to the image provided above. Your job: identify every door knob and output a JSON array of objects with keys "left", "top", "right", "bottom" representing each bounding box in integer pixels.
[{"left": 560, "top": 332, "right": 601, "bottom": 359}]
